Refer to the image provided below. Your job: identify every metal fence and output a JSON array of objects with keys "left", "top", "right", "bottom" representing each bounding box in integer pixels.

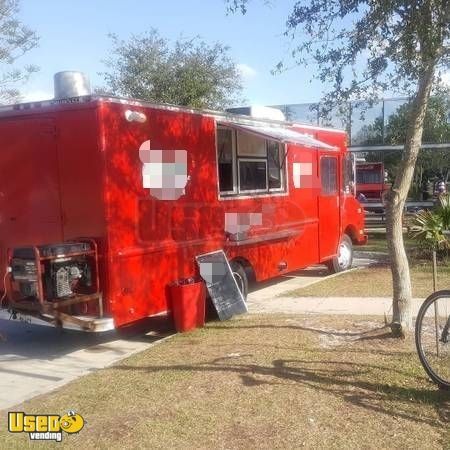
[{"left": 271, "top": 96, "right": 450, "bottom": 150}]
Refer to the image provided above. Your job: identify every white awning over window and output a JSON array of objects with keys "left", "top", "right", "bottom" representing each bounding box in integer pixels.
[{"left": 219, "top": 122, "right": 337, "bottom": 150}]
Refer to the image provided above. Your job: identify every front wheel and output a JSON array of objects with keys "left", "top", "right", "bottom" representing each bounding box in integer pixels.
[
  {"left": 326, "top": 234, "right": 353, "bottom": 273},
  {"left": 415, "top": 290, "right": 450, "bottom": 390}
]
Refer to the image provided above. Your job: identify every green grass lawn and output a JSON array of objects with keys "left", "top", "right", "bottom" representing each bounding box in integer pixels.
[
  {"left": 0, "top": 314, "right": 449, "bottom": 449},
  {"left": 277, "top": 231, "right": 447, "bottom": 299},
  {"left": 288, "top": 264, "right": 450, "bottom": 298},
  {"left": 358, "top": 232, "right": 417, "bottom": 254},
  {"left": 296, "top": 231, "right": 450, "bottom": 299}
]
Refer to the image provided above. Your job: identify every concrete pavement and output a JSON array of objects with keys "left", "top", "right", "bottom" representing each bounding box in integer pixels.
[
  {"left": 247, "top": 252, "right": 423, "bottom": 317},
  {"left": 248, "top": 295, "right": 424, "bottom": 316},
  {"left": 0, "top": 311, "right": 172, "bottom": 410}
]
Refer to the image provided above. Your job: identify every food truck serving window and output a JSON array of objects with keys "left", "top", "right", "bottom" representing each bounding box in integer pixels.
[
  {"left": 217, "top": 127, "right": 236, "bottom": 193},
  {"left": 217, "top": 125, "right": 285, "bottom": 196}
]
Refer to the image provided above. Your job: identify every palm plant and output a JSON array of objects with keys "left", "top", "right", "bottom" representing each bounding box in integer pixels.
[
  {"left": 436, "top": 194, "right": 450, "bottom": 230},
  {"left": 410, "top": 194, "right": 450, "bottom": 290},
  {"left": 410, "top": 209, "right": 448, "bottom": 250}
]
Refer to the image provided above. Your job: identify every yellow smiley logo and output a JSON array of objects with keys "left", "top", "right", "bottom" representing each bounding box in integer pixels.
[{"left": 59, "top": 411, "right": 84, "bottom": 434}]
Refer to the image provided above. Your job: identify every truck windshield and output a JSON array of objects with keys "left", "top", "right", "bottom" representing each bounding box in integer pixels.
[{"left": 356, "top": 171, "right": 382, "bottom": 184}]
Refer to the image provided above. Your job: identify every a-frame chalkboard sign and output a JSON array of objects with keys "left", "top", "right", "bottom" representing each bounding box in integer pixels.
[{"left": 195, "top": 250, "right": 248, "bottom": 321}]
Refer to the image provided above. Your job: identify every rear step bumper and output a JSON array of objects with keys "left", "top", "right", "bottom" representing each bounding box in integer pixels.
[
  {"left": 41, "top": 313, "right": 115, "bottom": 332},
  {"left": 6, "top": 299, "right": 115, "bottom": 332}
]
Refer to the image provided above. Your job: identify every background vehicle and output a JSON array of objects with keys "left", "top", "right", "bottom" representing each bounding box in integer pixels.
[{"left": 355, "top": 162, "right": 389, "bottom": 202}]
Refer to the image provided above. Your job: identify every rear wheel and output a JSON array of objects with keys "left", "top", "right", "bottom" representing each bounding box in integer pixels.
[
  {"left": 230, "top": 261, "right": 248, "bottom": 301},
  {"left": 326, "top": 234, "right": 353, "bottom": 273}
]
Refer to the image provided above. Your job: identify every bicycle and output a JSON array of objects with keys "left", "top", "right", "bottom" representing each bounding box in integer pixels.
[{"left": 415, "top": 290, "right": 450, "bottom": 390}]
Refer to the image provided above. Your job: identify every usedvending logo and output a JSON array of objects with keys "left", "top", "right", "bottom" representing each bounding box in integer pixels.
[{"left": 8, "top": 410, "right": 84, "bottom": 442}]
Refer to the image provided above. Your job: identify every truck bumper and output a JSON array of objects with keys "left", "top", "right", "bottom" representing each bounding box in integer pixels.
[{"left": 355, "top": 233, "right": 368, "bottom": 245}]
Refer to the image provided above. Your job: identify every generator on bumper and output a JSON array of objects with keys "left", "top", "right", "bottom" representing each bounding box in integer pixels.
[{"left": 7, "top": 240, "right": 103, "bottom": 330}]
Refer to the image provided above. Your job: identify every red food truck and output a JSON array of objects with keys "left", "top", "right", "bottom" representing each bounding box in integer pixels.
[{"left": 0, "top": 75, "right": 366, "bottom": 331}]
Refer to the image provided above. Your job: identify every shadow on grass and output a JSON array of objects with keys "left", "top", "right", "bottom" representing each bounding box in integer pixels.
[
  {"left": 206, "top": 322, "right": 390, "bottom": 338},
  {"left": 115, "top": 355, "right": 450, "bottom": 430}
]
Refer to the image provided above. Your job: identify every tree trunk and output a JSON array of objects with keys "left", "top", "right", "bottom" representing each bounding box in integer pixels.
[{"left": 385, "top": 61, "right": 436, "bottom": 337}]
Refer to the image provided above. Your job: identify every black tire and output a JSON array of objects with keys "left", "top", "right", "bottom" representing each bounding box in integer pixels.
[
  {"left": 230, "top": 261, "right": 248, "bottom": 301},
  {"left": 326, "top": 234, "right": 353, "bottom": 273},
  {"left": 415, "top": 290, "right": 450, "bottom": 390}
]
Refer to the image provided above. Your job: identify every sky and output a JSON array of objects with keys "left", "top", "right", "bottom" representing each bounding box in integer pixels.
[
  {"left": 14, "top": 1, "right": 450, "bottom": 106},
  {"left": 15, "top": 0, "right": 329, "bottom": 105}
]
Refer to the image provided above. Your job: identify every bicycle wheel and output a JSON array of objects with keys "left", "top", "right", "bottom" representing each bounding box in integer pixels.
[{"left": 415, "top": 290, "right": 450, "bottom": 390}]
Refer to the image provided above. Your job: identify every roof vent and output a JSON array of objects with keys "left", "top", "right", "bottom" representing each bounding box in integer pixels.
[
  {"left": 248, "top": 105, "right": 286, "bottom": 121},
  {"left": 227, "top": 105, "right": 286, "bottom": 121},
  {"left": 54, "top": 71, "right": 91, "bottom": 99}
]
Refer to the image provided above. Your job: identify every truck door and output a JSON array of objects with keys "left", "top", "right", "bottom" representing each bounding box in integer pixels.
[
  {"left": 0, "top": 118, "right": 62, "bottom": 288},
  {"left": 318, "top": 154, "right": 340, "bottom": 260}
]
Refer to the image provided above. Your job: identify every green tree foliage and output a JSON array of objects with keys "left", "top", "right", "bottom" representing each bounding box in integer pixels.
[
  {"left": 0, "top": 0, "right": 38, "bottom": 103},
  {"left": 227, "top": 1, "right": 449, "bottom": 108},
  {"left": 227, "top": 0, "right": 449, "bottom": 335},
  {"left": 385, "top": 88, "right": 450, "bottom": 145},
  {"left": 353, "top": 89, "right": 450, "bottom": 149},
  {"left": 99, "top": 30, "right": 243, "bottom": 109},
  {"left": 363, "top": 89, "right": 450, "bottom": 199},
  {"left": 353, "top": 116, "right": 384, "bottom": 146}
]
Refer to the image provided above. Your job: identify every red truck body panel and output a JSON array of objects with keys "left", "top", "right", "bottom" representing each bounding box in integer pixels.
[{"left": 0, "top": 97, "right": 365, "bottom": 328}]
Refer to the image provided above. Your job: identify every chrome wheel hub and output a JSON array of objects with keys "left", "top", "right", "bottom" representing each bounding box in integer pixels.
[{"left": 337, "top": 242, "right": 351, "bottom": 269}]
